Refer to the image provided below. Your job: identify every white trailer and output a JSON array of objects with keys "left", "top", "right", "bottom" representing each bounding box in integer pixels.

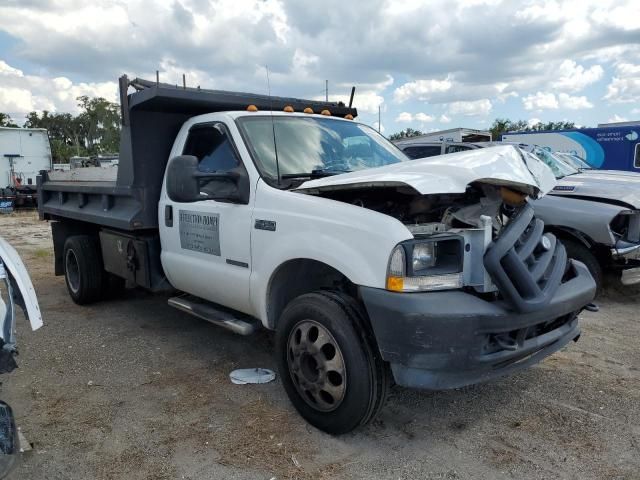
[
  {"left": 0, "top": 127, "right": 52, "bottom": 189},
  {"left": 401, "top": 128, "right": 492, "bottom": 143}
]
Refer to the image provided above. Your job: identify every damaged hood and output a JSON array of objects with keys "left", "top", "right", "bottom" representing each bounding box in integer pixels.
[
  {"left": 297, "top": 145, "right": 556, "bottom": 197},
  {"left": 552, "top": 171, "right": 640, "bottom": 208}
]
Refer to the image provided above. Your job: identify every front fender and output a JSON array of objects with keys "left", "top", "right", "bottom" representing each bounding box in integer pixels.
[
  {"left": 250, "top": 181, "right": 412, "bottom": 324},
  {"left": 533, "top": 195, "right": 623, "bottom": 246}
]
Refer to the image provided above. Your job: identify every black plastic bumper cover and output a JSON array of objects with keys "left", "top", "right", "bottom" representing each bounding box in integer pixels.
[{"left": 360, "top": 259, "right": 596, "bottom": 390}]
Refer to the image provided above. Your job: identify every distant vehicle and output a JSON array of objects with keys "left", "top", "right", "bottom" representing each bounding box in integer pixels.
[
  {"left": 0, "top": 127, "right": 52, "bottom": 207},
  {"left": 392, "top": 139, "right": 478, "bottom": 159},
  {"left": 395, "top": 128, "right": 491, "bottom": 147},
  {"left": 398, "top": 140, "right": 640, "bottom": 291},
  {"left": 502, "top": 124, "right": 640, "bottom": 172}
]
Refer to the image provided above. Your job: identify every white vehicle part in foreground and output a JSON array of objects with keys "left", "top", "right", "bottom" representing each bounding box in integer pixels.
[
  {"left": 297, "top": 145, "right": 557, "bottom": 198},
  {"left": 0, "top": 235, "right": 43, "bottom": 350}
]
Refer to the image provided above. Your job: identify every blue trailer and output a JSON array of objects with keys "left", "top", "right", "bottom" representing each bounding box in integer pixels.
[{"left": 502, "top": 124, "right": 640, "bottom": 172}]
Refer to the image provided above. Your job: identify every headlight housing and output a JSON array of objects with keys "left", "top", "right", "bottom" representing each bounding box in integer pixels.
[{"left": 386, "top": 237, "right": 464, "bottom": 292}]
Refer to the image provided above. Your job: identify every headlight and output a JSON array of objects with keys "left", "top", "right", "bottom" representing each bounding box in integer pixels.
[{"left": 386, "top": 237, "right": 464, "bottom": 292}]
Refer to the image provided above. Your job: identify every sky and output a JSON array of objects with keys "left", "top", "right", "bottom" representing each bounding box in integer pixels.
[{"left": 0, "top": 0, "right": 639, "bottom": 135}]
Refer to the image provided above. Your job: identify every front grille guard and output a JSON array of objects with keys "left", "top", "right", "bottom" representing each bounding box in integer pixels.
[{"left": 484, "top": 203, "right": 567, "bottom": 313}]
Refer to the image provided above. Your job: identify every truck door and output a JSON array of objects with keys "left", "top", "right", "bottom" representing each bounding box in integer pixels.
[{"left": 159, "top": 122, "right": 253, "bottom": 314}]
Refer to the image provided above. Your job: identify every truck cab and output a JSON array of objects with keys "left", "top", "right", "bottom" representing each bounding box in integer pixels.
[{"left": 38, "top": 76, "right": 596, "bottom": 434}]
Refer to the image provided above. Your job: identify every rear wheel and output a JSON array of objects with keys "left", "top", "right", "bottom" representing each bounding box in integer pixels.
[
  {"left": 563, "top": 238, "right": 603, "bottom": 294},
  {"left": 63, "top": 235, "right": 104, "bottom": 304},
  {"left": 276, "top": 291, "right": 389, "bottom": 434}
]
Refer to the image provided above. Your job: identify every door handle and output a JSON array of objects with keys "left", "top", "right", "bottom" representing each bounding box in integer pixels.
[{"left": 165, "top": 205, "right": 173, "bottom": 227}]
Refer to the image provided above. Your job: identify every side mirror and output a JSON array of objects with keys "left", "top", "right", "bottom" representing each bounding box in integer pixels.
[
  {"left": 165, "top": 155, "right": 249, "bottom": 204},
  {"left": 166, "top": 155, "right": 203, "bottom": 203}
]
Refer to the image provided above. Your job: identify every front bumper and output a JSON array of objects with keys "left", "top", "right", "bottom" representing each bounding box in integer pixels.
[{"left": 360, "top": 259, "right": 596, "bottom": 390}]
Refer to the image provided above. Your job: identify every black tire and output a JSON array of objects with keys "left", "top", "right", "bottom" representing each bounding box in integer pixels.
[
  {"left": 562, "top": 238, "right": 603, "bottom": 294},
  {"left": 63, "top": 235, "right": 104, "bottom": 305},
  {"left": 276, "top": 291, "right": 390, "bottom": 435}
]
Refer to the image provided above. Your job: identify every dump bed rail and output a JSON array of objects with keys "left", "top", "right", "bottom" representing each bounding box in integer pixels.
[{"left": 38, "top": 75, "right": 358, "bottom": 230}]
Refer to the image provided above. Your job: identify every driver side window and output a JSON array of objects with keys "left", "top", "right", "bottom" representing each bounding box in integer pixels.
[
  {"left": 183, "top": 124, "right": 240, "bottom": 173},
  {"left": 183, "top": 123, "right": 242, "bottom": 197}
]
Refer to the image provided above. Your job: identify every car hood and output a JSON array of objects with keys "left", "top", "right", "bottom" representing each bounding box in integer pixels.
[
  {"left": 553, "top": 171, "right": 640, "bottom": 208},
  {"left": 297, "top": 145, "right": 556, "bottom": 198}
]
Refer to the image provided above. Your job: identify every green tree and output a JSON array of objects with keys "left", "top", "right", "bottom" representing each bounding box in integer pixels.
[
  {"left": 22, "top": 96, "right": 121, "bottom": 163},
  {"left": 0, "top": 113, "right": 18, "bottom": 128},
  {"left": 76, "top": 96, "right": 120, "bottom": 155},
  {"left": 489, "top": 118, "right": 577, "bottom": 140},
  {"left": 388, "top": 127, "right": 424, "bottom": 141}
]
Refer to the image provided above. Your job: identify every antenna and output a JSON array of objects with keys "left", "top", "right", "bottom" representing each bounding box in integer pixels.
[{"left": 266, "top": 66, "right": 281, "bottom": 186}]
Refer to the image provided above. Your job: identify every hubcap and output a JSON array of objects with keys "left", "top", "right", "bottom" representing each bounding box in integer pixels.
[
  {"left": 287, "top": 319, "right": 347, "bottom": 412},
  {"left": 65, "top": 249, "right": 80, "bottom": 294}
]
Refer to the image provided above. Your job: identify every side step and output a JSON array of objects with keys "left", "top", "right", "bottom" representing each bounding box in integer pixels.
[{"left": 168, "top": 295, "right": 257, "bottom": 336}]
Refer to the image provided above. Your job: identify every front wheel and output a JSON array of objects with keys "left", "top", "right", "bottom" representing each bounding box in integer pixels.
[
  {"left": 275, "top": 291, "right": 389, "bottom": 434},
  {"left": 562, "top": 239, "right": 603, "bottom": 294}
]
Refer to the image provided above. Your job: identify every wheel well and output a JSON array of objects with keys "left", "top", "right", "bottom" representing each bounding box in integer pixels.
[
  {"left": 267, "top": 259, "right": 356, "bottom": 329},
  {"left": 546, "top": 226, "right": 592, "bottom": 248},
  {"left": 546, "top": 226, "right": 610, "bottom": 265}
]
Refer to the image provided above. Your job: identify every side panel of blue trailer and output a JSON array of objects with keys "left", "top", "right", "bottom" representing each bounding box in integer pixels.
[{"left": 502, "top": 127, "right": 639, "bottom": 171}]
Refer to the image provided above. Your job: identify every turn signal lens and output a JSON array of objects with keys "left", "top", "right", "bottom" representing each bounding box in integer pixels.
[
  {"left": 386, "top": 276, "right": 404, "bottom": 292},
  {"left": 500, "top": 187, "right": 526, "bottom": 206}
]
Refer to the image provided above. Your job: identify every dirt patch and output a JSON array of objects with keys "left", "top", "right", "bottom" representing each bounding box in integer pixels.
[{"left": 2, "top": 213, "right": 640, "bottom": 480}]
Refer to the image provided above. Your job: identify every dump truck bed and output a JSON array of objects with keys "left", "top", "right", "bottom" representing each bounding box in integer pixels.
[{"left": 38, "top": 76, "right": 357, "bottom": 231}]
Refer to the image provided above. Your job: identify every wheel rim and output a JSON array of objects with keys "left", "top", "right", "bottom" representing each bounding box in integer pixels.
[
  {"left": 65, "top": 249, "right": 80, "bottom": 294},
  {"left": 287, "top": 319, "right": 347, "bottom": 412}
]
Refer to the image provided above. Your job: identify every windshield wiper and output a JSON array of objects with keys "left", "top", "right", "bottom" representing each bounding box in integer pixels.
[{"left": 281, "top": 169, "right": 350, "bottom": 179}]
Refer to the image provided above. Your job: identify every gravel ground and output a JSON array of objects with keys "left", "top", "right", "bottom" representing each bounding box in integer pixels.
[{"left": 2, "top": 211, "right": 639, "bottom": 480}]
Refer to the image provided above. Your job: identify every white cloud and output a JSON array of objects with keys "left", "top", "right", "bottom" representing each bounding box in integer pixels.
[
  {"left": 608, "top": 114, "right": 628, "bottom": 123},
  {"left": 523, "top": 92, "right": 558, "bottom": 110},
  {"left": 0, "top": 60, "right": 117, "bottom": 117},
  {"left": 415, "top": 112, "right": 435, "bottom": 123},
  {"left": 439, "top": 114, "right": 452, "bottom": 124},
  {"left": 552, "top": 60, "right": 604, "bottom": 92},
  {"left": 447, "top": 99, "right": 492, "bottom": 116},
  {"left": 395, "top": 112, "right": 414, "bottom": 123},
  {"left": 393, "top": 77, "right": 452, "bottom": 103},
  {"left": 558, "top": 93, "right": 593, "bottom": 110},
  {"left": 394, "top": 111, "right": 435, "bottom": 124},
  {"left": 1, "top": 0, "right": 640, "bottom": 128},
  {"left": 631, "top": 108, "right": 640, "bottom": 115},
  {"left": 523, "top": 91, "right": 593, "bottom": 110},
  {"left": 528, "top": 118, "right": 542, "bottom": 127},
  {"left": 604, "top": 63, "right": 640, "bottom": 104}
]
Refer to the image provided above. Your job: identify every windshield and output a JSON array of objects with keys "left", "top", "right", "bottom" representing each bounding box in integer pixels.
[
  {"left": 558, "top": 152, "right": 592, "bottom": 170},
  {"left": 236, "top": 116, "right": 408, "bottom": 183},
  {"left": 531, "top": 146, "right": 579, "bottom": 179}
]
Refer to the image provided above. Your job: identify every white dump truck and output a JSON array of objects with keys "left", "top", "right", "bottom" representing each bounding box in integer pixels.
[{"left": 37, "top": 76, "right": 596, "bottom": 434}]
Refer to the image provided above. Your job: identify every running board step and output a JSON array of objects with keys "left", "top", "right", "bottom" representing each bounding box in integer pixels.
[{"left": 168, "top": 295, "right": 257, "bottom": 336}]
